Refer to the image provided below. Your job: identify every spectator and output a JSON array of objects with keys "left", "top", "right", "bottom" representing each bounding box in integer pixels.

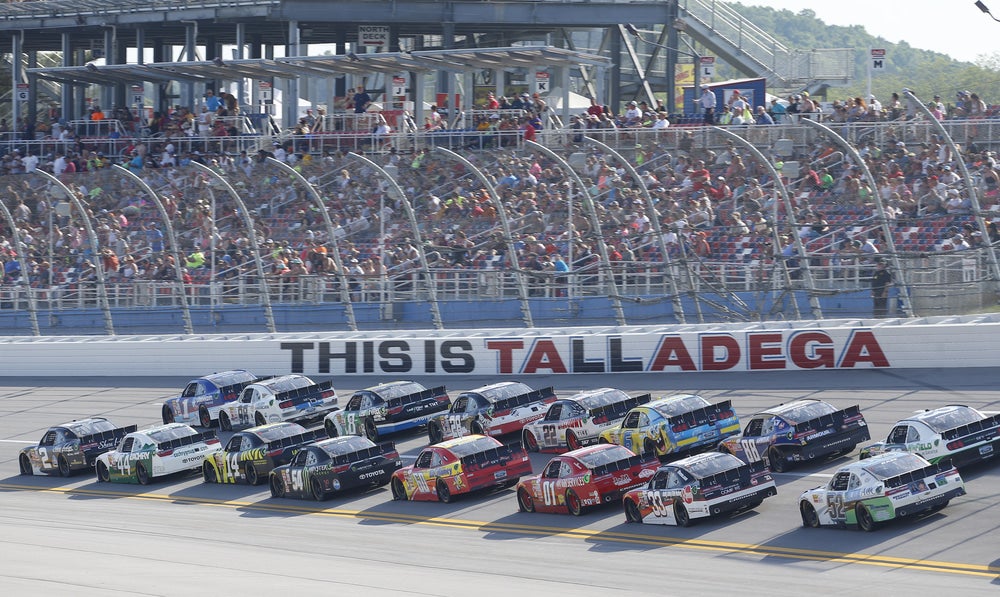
[
  {"left": 754, "top": 106, "right": 774, "bottom": 125},
  {"left": 699, "top": 85, "right": 717, "bottom": 125},
  {"left": 870, "top": 260, "right": 892, "bottom": 318}
]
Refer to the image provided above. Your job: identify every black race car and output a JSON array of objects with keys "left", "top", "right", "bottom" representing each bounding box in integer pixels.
[
  {"left": 202, "top": 422, "right": 324, "bottom": 485},
  {"left": 269, "top": 436, "right": 403, "bottom": 501},
  {"left": 19, "top": 418, "right": 136, "bottom": 477}
]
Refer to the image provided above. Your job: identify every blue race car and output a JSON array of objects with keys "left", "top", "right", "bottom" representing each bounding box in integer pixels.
[
  {"left": 161, "top": 370, "right": 264, "bottom": 427},
  {"left": 599, "top": 394, "right": 740, "bottom": 459}
]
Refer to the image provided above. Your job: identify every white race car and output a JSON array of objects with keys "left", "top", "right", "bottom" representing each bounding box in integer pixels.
[
  {"left": 95, "top": 423, "right": 221, "bottom": 485},
  {"left": 216, "top": 375, "right": 339, "bottom": 431},
  {"left": 521, "top": 388, "right": 651, "bottom": 453},
  {"left": 860, "top": 405, "right": 1000, "bottom": 469},
  {"left": 799, "top": 452, "right": 965, "bottom": 531}
]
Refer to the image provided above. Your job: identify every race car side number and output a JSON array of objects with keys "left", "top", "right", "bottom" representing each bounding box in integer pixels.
[
  {"left": 646, "top": 491, "right": 670, "bottom": 517},
  {"left": 828, "top": 494, "right": 846, "bottom": 520},
  {"left": 740, "top": 439, "right": 762, "bottom": 462},
  {"left": 542, "top": 481, "right": 557, "bottom": 506},
  {"left": 289, "top": 469, "right": 304, "bottom": 492},
  {"left": 542, "top": 425, "right": 558, "bottom": 446}
]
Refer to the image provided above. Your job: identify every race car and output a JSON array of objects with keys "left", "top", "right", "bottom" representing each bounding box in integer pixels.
[
  {"left": 799, "top": 452, "right": 966, "bottom": 531},
  {"left": 202, "top": 422, "right": 324, "bottom": 486},
  {"left": 161, "top": 370, "right": 263, "bottom": 427},
  {"left": 516, "top": 444, "right": 659, "bottom": 516},
  {"left": 598, "top": 394, "right": 740, "bottom": 459},
  {"left": 324, "top": 380, "right": 450, "bottom": 441},
  {"left": 95, "top": 423, "right": 222, "bottom": 485},
  {"left": 719, "top": 399, "right": 870, "bottom": 472},
  {"left": 622, "top": 452, "right": 777, "bottom": 526},
  {"left": 859, "top": 405, "right": 1000, "bottom": 469},
  {"left": 390, "top": 435, "right": 532, "bottom": 502},
  {"left": 269, "top": 436, "right": 402, "bottom": 501},
  {"left": 216, "top": 374, "right": 339, "bottom": 431},
  {"left": 427, "top": 382, "right": 557, "bottom": 443},
  {"left": 19, "top": 418, "right": 136, "bottom": 477},
  {"left": 521, "top": 388, "right": 652, "bottom": 453}
]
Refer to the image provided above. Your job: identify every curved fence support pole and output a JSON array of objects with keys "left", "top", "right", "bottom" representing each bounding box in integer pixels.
[
  {"left": 800, "top": 118, "right": 913, "bottom": 317},
  {"left": 0, "top": 200, "right": 40, "bottom": 335},
  {"left": 265, "top": 157, "right": 357, "bottom": 331},
  {"left": 347, "top": 152, "right": 443, "bottom": 329},
  {"left": 712, "top": 127, "right": 824, "bottom": 320},
  {"left": 187, "top": 162, "right": 276, "bottom": 334},
  {"left": 584, "top": 136, "right": 687, "bottom": 324},
  {"left": 34, "top": 170, "right": 115, "bottom": 335},
  {"left": 112, "top": 165, "right": 195, "bottom": 335},
  {"left": 903, "top": 90, "right": 1000, "bottom": 292},
  {"left": 525, "top": 140, "right": 627, "bottom": 326},
  {"left": 433, "top": 147, "right": 533, "bottom": 328}
]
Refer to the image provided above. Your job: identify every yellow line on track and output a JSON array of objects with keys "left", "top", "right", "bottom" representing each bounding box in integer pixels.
[{"left": 2, "top": 483, "right": 997, "bottom": 578}]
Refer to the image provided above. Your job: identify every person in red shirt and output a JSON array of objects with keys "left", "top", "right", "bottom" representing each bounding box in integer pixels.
[
  {"left": 689, "top": 160, "right": 711, "bottom": 192},
  {"left": 587, "top": 97, "right": 605, "bottom": 118},
  {"left": 486, "top": 92, "right": 500, "bottom": 110},
  {"left": 521, "top": 117, "right": 536, "bottom": 142}
]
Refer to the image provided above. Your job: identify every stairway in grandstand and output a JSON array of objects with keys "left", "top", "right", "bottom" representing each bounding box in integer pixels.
[{"left": 677, "top": 0, "right": 853, "bottom": 91}]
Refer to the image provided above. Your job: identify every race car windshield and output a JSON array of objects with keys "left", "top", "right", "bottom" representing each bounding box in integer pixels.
[
  {"left": 446, "top": 436, "right": 499, "bottom": 458},
  {"left": 147, "top": 426, "right": 197, "bottom": 443},
  {"left": 373, "top": 381, "right": 426, "bottom": 400},
  {"left": 920, "top": 407, "right": 983, "bottom": 433},
  {"left": 652, "top": 395, "right": 709, "bottom": 417},
  {"left": 684, "top": 453, "right": 743, "bottom": 478},
  {"left": 476, "top": 382, "right": 533, "bottom": 403},
  {"left": 773, "top": 401, "right": 837, "bottom": 424},
  {"left": 577, "top": 389, "right": 629, "bottom": 411},
  {"left": 64, "top": 418, "right": 115, "bottom": 436},
  {"left": 255, "top": 424, "right": 303, "bottom": 442},
  {"left": 319, "top": 436, "right": 374, "bottom": 456},
  {"left": 576, "top": 445, "right": 635, "bottom": 468},
  {"left": 864, "top": 453, "right": 929, "bottom": 480}
]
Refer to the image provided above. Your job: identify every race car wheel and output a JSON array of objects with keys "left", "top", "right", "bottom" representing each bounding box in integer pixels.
[
  {"left": 767, "top": 448, "right": 787, "bottom": 473},
  {"left": 470, "top": 421, "right": 485, "bottom": 436},
  {"left": 325, "top": 419, "right": 339, "bottom": 439},
  {"left": 517, "top": 488, "right": 535, "bottom": 513},
  {"left": 428, "top": 423, "right": 443, "bottom": 445},
  {"left": 643, "top": 439, "right": 657, "bottom": 456},
  {"left": 363, "top": 418, "right": 379, "bottom": 442},
  {"left": 523, "top": 430, "right": 539, "bottom": 453},
  {"left": 136, "top": 463, "right": 151, "bottom": 486},
  {"left": 436, "top": 479, "right": 452, "bottom": 503},
  {"left": 674, "top": 502, "right": 692, "bottom": 527},
  {"left": 391, "top": 478, "right": 407, "bottom": 501},
  {"left": 96, "top": 462, "right": 110, "bottom": 483},
  {"left": 625, "top": 499, "right": 643, "bottom": 523},
  {"left": 856, "top": 505, "right": 877, "bottom": 532},
  {"left": 57, "top": 456, "right": 72, "bottom": 477},
  {"left": 161, "top": 405, "right": 175, "bottom": 425},
  {"left": 254, "top": 412, "right": 267, "bottom": 427},
  {"left": 199, "top": 407, "right": 214, "bottom": 429},
  {"left": 245, "top": 464, "right": 261, "bottom": 486},
  {"left": 19, "top": 454, "right": 32, "bottom": 476},
  {"left": 566, "top": 431, "right": 582, "bottom": 452},
  {"left": 311, "top": 479, "right": 327, "bottom": 502},
  {"left": 203, "top": 462, "right": 218, "bottom": 484},
  {"left": 566, "top": 489, "right": 584, "bottom": 516},
  {"left": 598, "top": 437, "right": 609, "bottom": 444},
  {"left": 219, "top": 412, "right": 233, "bottom": 432},
  {"left": 270, "top": 475, "right": 286, "bottom": 499},
  {"left": 800, "top": 501, "right": 821, "bottom": 528}
]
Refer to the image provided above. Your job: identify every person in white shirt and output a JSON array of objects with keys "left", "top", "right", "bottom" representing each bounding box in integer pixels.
[
  {"left": 22, "top": 151, "right": 39, "bottom": 173},
  {"left": 699, "top": 85, "right": 717, "bottom": 124},
  {"left": 650, "top": 112, "right": 670, "bottom": 129}
]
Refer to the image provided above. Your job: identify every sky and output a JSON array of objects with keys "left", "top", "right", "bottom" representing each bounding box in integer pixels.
[{"left": 738, "top": 0, "right": 998, "bottom": 64}]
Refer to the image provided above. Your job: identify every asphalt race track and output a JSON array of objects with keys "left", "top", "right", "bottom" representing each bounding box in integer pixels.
[{"left": 1, "top": 369, "right": 998, "bottom": 595}]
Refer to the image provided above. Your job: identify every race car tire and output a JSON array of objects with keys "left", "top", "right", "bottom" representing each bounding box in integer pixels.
[
  {"left": 517, "top": 488, "right": 535, "bottom": 513},
  {"left": 856, "top": 505, "right": 877, "bottom": 532},
  {"left": 470, "top": 421, "right": 485, "bottom": 436},
  {"left": 136, "top": 463, "right": 151, "bottom": 486},
  {"left": 199, "top": 407, "right": 215, "bottom": 429},
  {"left": 928, "top": 500, "right": 949, "bottom": 514},
  {"left": 391, "top": 478, "right": 407, "bottom": 501},
  {"left": 674, "top": 502, "right": 692, "bottom": 527},
  {"left": 523, "top": 430, "right": 539, "bottom": 453},
  {"left": 566, "top": 489, "right": 584, "bottom": 516},
  {"left": 219, "top": 412, "right": 233, "bottom": 432},
  {"left": 643, "top": 439, "right": 657, "bottom": 456},
  {"left": 57, "top": 456, "right": 72, "bottom": 477},
  {"left": 800, "top": 501, "right": 820, "bottom": 527},
  {"left": 436, "top": 479, "right": 452, "bottom": 503},
  {"left": 19, "top": 454, "right": 32, "bottom": 476},
  {"left": 325, "top": 419, "right": 339, "bottom": 439},
  {"left": 428, "top": 422, "right": 443, "bottom": 445},
  {"left": 203, "top": 462, "right": 218, "bottom": 484},
  {"left": 161, "top": 405, "right": 175, "bottom": 425},
  {"left": 96, "top": 462, "right": 110, "bottom": 483},
  {"left": 255, "top": 412, "right": 267, "bottom": 427},
  {"left": 566, "top": 431, "right": 582, "bottom": 452},
  {"left": 624, "top": 499, "right": 643, "bottom": 523},
  {"left": 767, "top": 448, "right": 787, "bottom": 473},
  {"left": 311, "top": 479, "right": 327, "bottom": 502},
  {"left": 270, "top": 475, "right": 286, "bottom": 498},
  {"left": 598, "top": 437, "right": 609, "bottom": 444},
  {"left": 363, "top": 418, "right": 379, "bottom": 442},
  {"left": 245, "top": 464, "right": 261, "bottom": 486},
  {"left": 717, "top": 444, "right": 732, "bottom": 455}
]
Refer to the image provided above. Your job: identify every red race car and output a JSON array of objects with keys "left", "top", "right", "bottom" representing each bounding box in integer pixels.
[
  {"left": 516, "top": 444, "right": 660, "bottom": 515},
  {"left": 390, "top": 435, "right": 533, "bottom": 502}
]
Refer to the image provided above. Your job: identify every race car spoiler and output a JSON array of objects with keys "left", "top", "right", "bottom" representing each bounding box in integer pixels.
[
  {"left": 591, "top": 453, "right": 656, "bottom": 477},
  {"left": 793, "top": 405, "right": 864, "bottom": 436},
  {"left": 156, "top": 430, "right": 218, "bottom": 451},
  {"left": 274, "top": 380, "right": 336, "bottom": 407},
  {"left": 940, "top": 413, "right": 1000, "bottom": 442},
  {"left": 264, "top": 429, "right": 324, "bottom": 452},
  {"left": 219, "top": 376, "right": 273, "bottom": 400},
  {"left": 460, "top": 441, "right": 522, "bottom": 469},
  {"left": 589, "top": 393, "right": 653, "bottom": 421},
  {"left": 667, "top": 400, "right": 734, "bottom": 429},
  {"left": 330, "top": 441, "right": 397, "bottom": 467},
  {"left": 78, "top": 425, "right": 138, "bottom": 449},
  {"left": 487, "top": 387, "right": 556, "bottom": 414},
  {"left": 881, "top": 459, "right": 955, "bottom": 489},
  {"left": 698, "top": 460, "right": 766, "bottom": 491},
  {"left": 384, "top": 386, "right": 448, "bottom": 410}
]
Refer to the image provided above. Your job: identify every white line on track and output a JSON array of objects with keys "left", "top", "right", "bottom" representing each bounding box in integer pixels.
[
  {"left": 0, "top": 439, "right": 36, "bottom": 444},
  {"left": 773, "top": 471, "right": 832, "bottom": 479}
]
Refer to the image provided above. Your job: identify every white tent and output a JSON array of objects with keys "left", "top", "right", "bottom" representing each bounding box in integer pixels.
[{"left": 544, "top": 88, "right": 593, "bottom": 111}]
